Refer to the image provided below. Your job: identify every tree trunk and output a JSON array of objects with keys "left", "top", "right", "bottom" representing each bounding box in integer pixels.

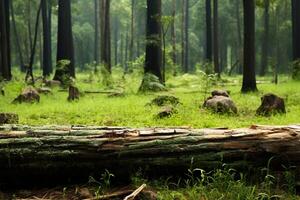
[
  {"left": 236, "top": 0, "right": 243, "bottom": 74},
  {"left": 124, "top": 31, "right": 129, "bottom": 73},
  {"left": 41, "top": 0, "right": 52, "bottom": 77},
  {"left": 0, "top": 125, "right": 300, "bottom": 187},
  {"left": 181, "top": 0, "right": 185, "bottom": 72},
  {"left": 54, "top": 0, "right": 75, "bottom": 80},
  {"left": 213, "top": 0, "right": 220, "bottom": 77},
  {"left": 100, "top": 0, "right": 111, "bottom": 73},
  {"left": 26, "top": 2, "right": 42, "bottom": 84},
  {"left": 171, "top": 0, "right": 177, "bottom": 67},
  {"left": 114, "top": 17, "right": 119, "bottom": 66},
  {"left": 241, "top": 0, "right": 257, "bottom": 92},
  {"left": 292, "top": 0, "right": 300, "bottom": 61},
  {"left": 94, "top": 0, "right": 99, "bottom": 71},
  {"left": 260, "top": 0, "right": 269, "bottom": 76},
  {"left": 205, "top": 0, "right": 212, "bottom": 63},
  {"left": 0, "top": 0, "right": 12, "bottom": 80},
  {"left": 10, "top": 0, "right": 25, "bottom": 72},
  {"left": 129, "top": 0, "right": 135, "bottom": 66},
  {"left": 184, "top": 0, "right": 189, "bottom": 73},
  {"left": 144, "top": 0, "right": 163, "bottom": 82}
]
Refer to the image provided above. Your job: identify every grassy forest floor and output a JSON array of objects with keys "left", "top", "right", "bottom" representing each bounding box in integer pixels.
[
  {"left": 0, "top": 69, "right": 299, "bottom": 128},
  {"left": 1, "top": 70, "right": 300, "bottom": 199}
]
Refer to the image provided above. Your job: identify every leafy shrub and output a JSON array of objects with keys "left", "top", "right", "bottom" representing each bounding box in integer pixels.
[{"left": 139, "top": 73, "right": 167, "bottom": 93}]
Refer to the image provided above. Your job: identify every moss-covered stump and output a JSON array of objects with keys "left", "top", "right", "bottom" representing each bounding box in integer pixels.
[
  {"left": 0, "top": 113, "right": 18, "bottom": 124},
  {"left": 0, "top": 125, "right": 299, "bottom": 187},
  {"left": 149, "top": 95, "right": 181, "bottom": 107},
  {"left": 256, "top": 93, "right": 286, "bottom": 116}
]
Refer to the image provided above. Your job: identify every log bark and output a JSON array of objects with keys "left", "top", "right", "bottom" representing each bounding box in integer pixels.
[{"left": 0, "top": 125, "right": 300, "bottom": 187}]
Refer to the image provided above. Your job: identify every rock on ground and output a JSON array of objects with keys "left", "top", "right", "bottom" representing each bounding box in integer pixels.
[
  {"left": 12, "top": 87, "right": 40, "bottom": 104},
  {"left": 203, "top": 90, "right": 237, "bottom": 114},
  {"left": 156, "top": 106, "right": 177, "bottom": 118},
  {"left": 256, "top": 93, "right": 286, "bottom": 116}
]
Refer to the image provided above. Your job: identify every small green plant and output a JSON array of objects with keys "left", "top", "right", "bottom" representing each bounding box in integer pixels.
[
  {"left": 88, "top": 170, "right": 115, "bottom": 199},
  {"left": 197, "top": 70, "right": 218, "bottom": 101},
  {"left": 100, "top": 64, "right": 113, "bottom": 88},
  {"left": 291, "top": 59, "right": 300, "bottom": 80}
]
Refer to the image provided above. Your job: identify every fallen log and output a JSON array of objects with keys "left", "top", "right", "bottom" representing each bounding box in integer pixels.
[{"left": 0, "top": 124, "right": 300, "bottom": 188}]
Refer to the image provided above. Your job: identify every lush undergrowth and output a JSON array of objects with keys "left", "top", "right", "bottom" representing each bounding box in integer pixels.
[{"left": 0, "top": 69, "right": 299, "bottom": 128}]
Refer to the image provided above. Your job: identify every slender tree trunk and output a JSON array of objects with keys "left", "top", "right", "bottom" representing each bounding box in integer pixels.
[
  {"left": 0, "top": 0, "right": 11, "bottom": 80},
  {"left": 26, "top": 1, "right": 42, "bottom": 84},
  {"left": 120, "top": 33, "right": 124, "bottom": 67},
  {"left": 114, "top": 17, "right": 119, "bottom": 66},
  {"left": 260, "top": 0, "right": 269, "bottom": 76},
  {"left": 129, "top": 0, "right": 135, "bottom": 67},
  {"left": 236, "top": 0, "right": 243, "bottom": 74},
  {"left": 124, "top": 31, "right": 129, "bottom": 73},
  {"left": 41, "top": 0, "right": 52, "bottom": 76},
  {"left": 54, "top": 0, "right": 75, "bottom": 80},
  {"left": 213, "top": 0, "right": 220, "bottom": 77},
  {"left": 205, "top": 0, "right": 212, "bottom": 63},
  {"left": 48, "top": 0, "right": 52, "bottom": 73},
  {"left": 144, "top": 0, "right": 163, "bottom": 82},
  {"left": 171, "top": 0, "right": 177, "bottom": 67},
  {"left": 292, "top": 0, "right": 300, "bottom": 61},
  {"left": 241, "top": 0, "right": 257, "bottom": 92},
  {"left": 10, "top": 0, "right": 25, "bottom": 72},
  {"left": 100, "top": 0, "right": 111, "bottom": 73},
  {"left": 181, "top": 0, "right": 185, "bottom": 72},
  {"left": 184, "top": 0, "right": 189, "bottom": 73},
  {"left": 27, "top": 1, "right": 33, "bottom": 53},
  {"left": 94, "top": 0, "right": 99, "bottom": 72}
]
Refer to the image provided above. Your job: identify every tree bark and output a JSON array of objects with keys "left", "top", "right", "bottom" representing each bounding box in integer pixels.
[
  {"left": 0, "top": 125, "right": 300, "bottom": 187},
  {"left": 129, "top": 0, "right": 135, "bottom": 65},
  {"left": 144, "top": 0, "right": 163, "bottom": 82},
  {"left": 10, "top": 0, "right": 25, "bottom": 72},
  {"left": 292, "top": 0, "right": 300, "bottom": 61},
  {"left": 26, "top": 2, "right": 42, "bottom": 84},
  {"left": 0, "top": 0, "right": 12, "bottom": 80},
  {"left": 54, "top": 0, "right": 75, "bottom": 80},
  {"left": 94, "top": 0, "right": 99, "bottom": 71},
  {"left": 236, "top": 0, "right": 243, "bottom": 74},
  {"left": 241, "top": 0, "right": 257, "bottom": 92},
  {"left": 205, "top": 0, "right": 212, "bottom": 63},
  {"left": 100, "top": 0, "right": 111, "bottom": 73},
  {"left": 171, "top": 0, "right": 177, "bottom": 67},
  {"left": 41, "top": 0, "right": 52, "bottom": 77},
  {"left": 184, "top": 0, "right": 189, "bottom": 73},
  {"left": 260, "top": 0, "right": 269, "bottom": 76},
  {"left": 213, "top": 0, "right": 220, "bottom": 77}
]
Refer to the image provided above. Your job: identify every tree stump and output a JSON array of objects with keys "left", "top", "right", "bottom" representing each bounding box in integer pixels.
[
  {"left": 68, "top": 86, "right": 80, "bottom": 101},
  {"left": 256, "top": 93, "right": 286, "bottom": 116},
  {"left": 12, "top": 87, "right": 40, "bottom": 104},
  {"left": 0, "top": 113, "right": 19, "bottom": 124}
]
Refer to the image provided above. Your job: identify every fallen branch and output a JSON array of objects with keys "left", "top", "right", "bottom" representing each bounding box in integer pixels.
[{"left": 124, "top": 184, "right": 147, "bottom": 200}]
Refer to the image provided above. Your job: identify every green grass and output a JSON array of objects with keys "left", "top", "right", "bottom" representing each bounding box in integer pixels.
[{"left": 0, "top": 70, "right": 299, "bottom": 128}]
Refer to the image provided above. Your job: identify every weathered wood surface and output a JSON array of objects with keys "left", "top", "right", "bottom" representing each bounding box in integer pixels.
[{"left": 0, "top": 124, "right": 300, "bottom": 187}]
